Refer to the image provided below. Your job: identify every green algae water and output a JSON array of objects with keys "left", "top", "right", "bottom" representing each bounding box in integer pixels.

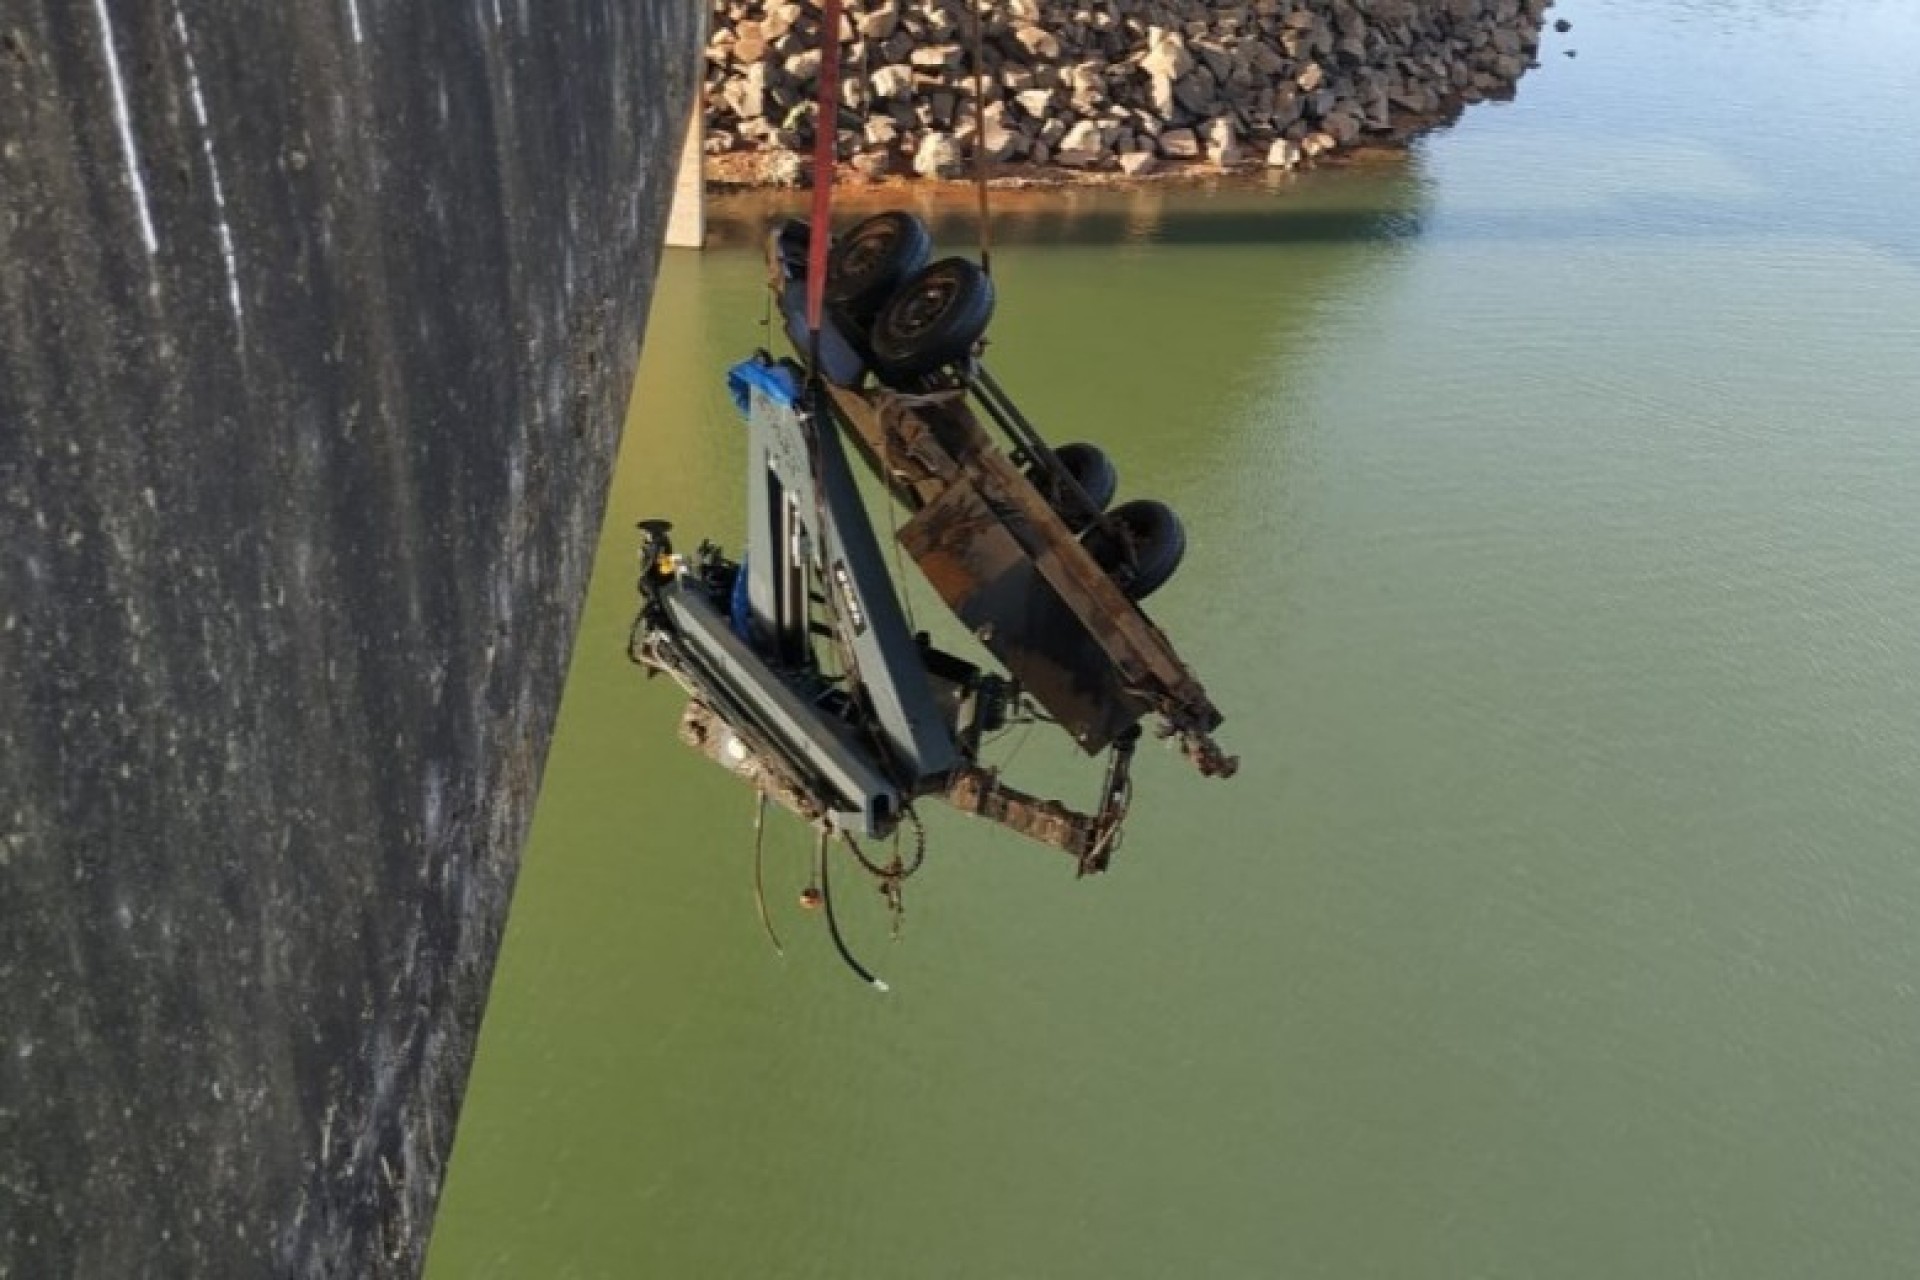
[{"left": 429, "top": 1, "right": 1920, "bottom": 1274}]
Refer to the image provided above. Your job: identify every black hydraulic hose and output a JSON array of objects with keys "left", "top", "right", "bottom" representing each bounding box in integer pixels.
[{"left": 818, "top": 828, "right": 890, "bottom": 993}]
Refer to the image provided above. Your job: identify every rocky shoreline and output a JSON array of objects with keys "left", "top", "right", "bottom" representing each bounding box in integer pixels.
[{"left": 702, "top": 0, "right": 1557, "bottom": 186}]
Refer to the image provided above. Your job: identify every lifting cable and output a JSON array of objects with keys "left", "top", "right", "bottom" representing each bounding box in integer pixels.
[
  {"left": 803, "top": 0, "right": 847, "bottom": 353},
  {"left": 969, "top": 0, "right": 993, "bottom": 276},
  {"left": 786, "top": 0, "right": 996, "bottom": 989}
]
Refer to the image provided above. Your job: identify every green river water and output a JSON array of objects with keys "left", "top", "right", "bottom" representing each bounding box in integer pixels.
[{"left": 429, "top": 1, "right": 1920, "bottom": 1274}]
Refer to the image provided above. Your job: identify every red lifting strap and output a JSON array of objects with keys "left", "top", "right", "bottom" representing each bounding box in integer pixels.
[{"left": 804, "top": 0, "right": 845, "bottom": 338}]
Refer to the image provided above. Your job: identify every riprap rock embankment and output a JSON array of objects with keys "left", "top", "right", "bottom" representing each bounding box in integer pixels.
[{"left": 704, "top": 0, "right": 1554, "bottom": 182}]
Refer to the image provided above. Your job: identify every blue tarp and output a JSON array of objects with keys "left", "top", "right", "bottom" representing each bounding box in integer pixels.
[{"left": 726, "top": 358, "right": 801, "bottom": 419}]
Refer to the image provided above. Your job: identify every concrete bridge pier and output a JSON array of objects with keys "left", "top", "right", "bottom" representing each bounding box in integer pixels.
[{"left": 0, "top": 0, "right": 701, "bottom": 1274}]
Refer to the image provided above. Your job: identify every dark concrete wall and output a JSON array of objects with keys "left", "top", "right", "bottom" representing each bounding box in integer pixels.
[{"left": 0, "top": 1, "right": 698, "bottom": 1274}]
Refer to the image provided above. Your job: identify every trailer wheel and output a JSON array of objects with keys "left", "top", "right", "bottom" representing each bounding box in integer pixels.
[
  {"left": 1084, "top": 498, "right": 1187, "bottom": 601},
  {"left": 1028, "top": 442, "right": 1118, "bottom": 531},
  {"left": 826, "top": 212, "right": 932, "bottom": 327},
  {"left": 871, "top": 257, "right": 995, "bottom": 380}
]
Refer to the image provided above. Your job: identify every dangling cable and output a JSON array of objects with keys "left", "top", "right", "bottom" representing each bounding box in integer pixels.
[
  {"left": 818, "top": 825, "right": 890, "bottom": 993},
  {"left": 751, "top": 792, "right": 784, "bottom": 955},
  {"left": 969, "top": 0, "right": 993, "bottom": 276}
]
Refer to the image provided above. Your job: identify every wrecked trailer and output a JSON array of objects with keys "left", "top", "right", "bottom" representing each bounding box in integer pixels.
[{"left": 628, "top": 211, "right": 1233, "bottom": 977}]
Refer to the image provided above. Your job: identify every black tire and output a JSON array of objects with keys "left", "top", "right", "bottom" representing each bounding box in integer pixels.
[
  {"left": 870, "top": 257, "right": 995, "bottom": 380},
  {"left": 1083, "top": 498, "right": 1187, "bottom": 601},
  {"left": 826, "top": 212, "right": 932, "bottom": 326},
  {"left": 1027, "top": 442, "right": 1118, "bottom": 532}
]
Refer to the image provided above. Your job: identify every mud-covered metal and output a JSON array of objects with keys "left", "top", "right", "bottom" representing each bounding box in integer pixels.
[
  {"left": 824, "top": 380, "right": 1234, "bottom": 775},
  {"left": 630, "top": 214, "right": 1233, "bottom": 892}
]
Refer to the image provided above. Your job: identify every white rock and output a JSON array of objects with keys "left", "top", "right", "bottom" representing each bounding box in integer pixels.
[
  {"left": 1148, "top": 71, "right": 1178, "bottom": 118},
  {"left": 869, "top": 64, "right": 915, "bottom": 99},
  {"left": 763, "top": 4, "right": 801, "bottom": 40},
  {"left": 975, "top": 121, "right": 1019, "bottom": 160},
  {"left": 1265, "top": 137, "right": 1301, "bottom": 167},
  {"left": 1141, "top": 27, "right": 1195, "bottom": 80},
  {"left": 1060, "top": 119, "right": 1107, "bottom": 153},
  {"left": 1015, "top": 89, "right": 1056, "bottom": 118},
  {"left": 913, "top": 132, "right": 965, "bottom": 177},
  {"left": 1014, "top": 24, "right": 1062, "bottom": 59},
  {"left": 786, "top": 49, "right": 822, "bottom": 82},
  {"left": 1118, "top": 149, "right": 1159, "bottom": 176},
  {"left": 1205, "top": 116, "right": 1241, "bottom": 165}
]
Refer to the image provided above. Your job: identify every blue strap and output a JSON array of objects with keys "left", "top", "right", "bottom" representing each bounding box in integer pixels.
[{"left": 726, "top": 358, "right": 801, "bottom": 419}]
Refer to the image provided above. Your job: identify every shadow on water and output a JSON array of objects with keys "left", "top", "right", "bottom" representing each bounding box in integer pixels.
[
  {"left": 702, "top": 162, "right": 1431, "bottom": 252},
  {"left": 709, "top": 160, "right": 1920, "bottom": 268}
]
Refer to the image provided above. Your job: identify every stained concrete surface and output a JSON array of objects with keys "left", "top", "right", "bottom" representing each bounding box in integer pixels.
[{"left": 0, "top": 1, "right": 698, "bottom": 1274}]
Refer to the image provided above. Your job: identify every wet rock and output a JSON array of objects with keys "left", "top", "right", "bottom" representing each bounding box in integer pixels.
[
  {"left": 1266, "top": 137, "right": 1302, "bottom": 167},
  {"left": 1205, "top": 116, "right": 1241, "bottom": 165},
  {"left": 1158, "top": 126, "right": 1201, "bottom": 158},
  {"left": 1321, "top": 106, "right": 1363, "bottom": 145}
]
